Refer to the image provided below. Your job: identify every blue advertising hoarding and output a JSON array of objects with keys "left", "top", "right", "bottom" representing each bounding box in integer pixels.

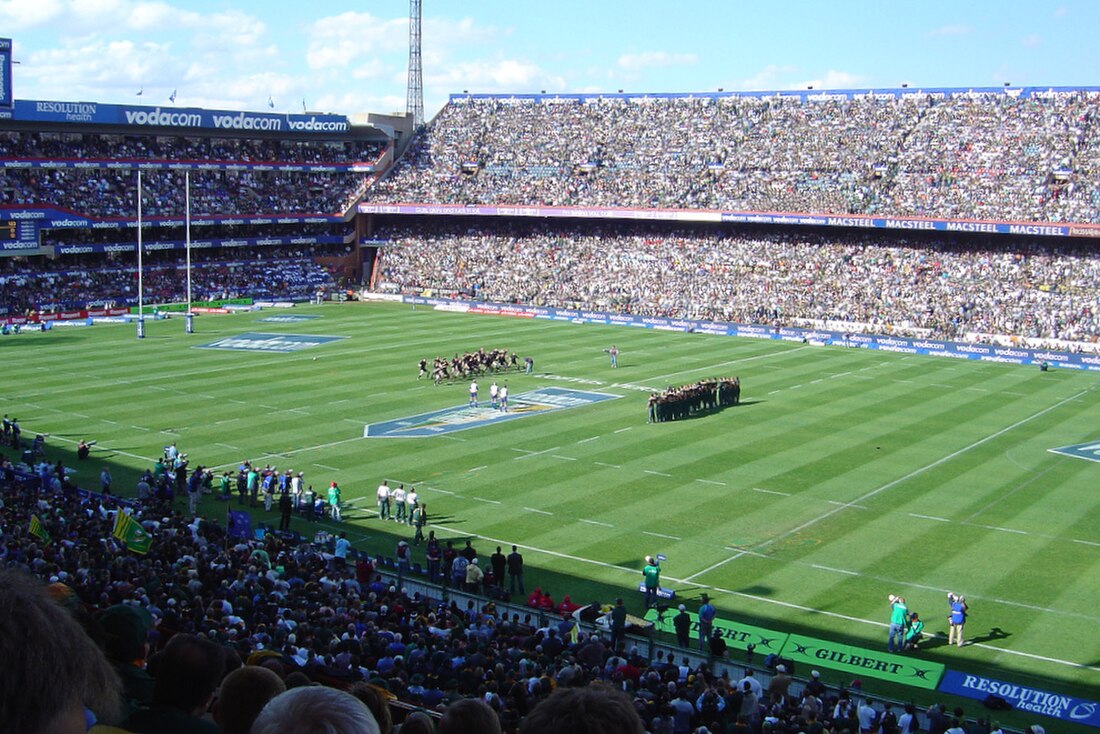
[
  {"left": 0, "top": 99, "right": 353, "bottom": 134},
  {"left": 0, "top": 205, "right": 346, "bottom": 251},
  {"left": 359, "top": 202, "right": 1100, "bottom": 240},
  {"left": 399, "top": 295, "right": 1100, "bottom": 373},
  {"left": 939, "top": 670, "right": 1100, "bottom": 728}
]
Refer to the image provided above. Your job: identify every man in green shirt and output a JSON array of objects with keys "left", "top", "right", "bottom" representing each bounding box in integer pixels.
[
  {"left": 328, "top": 482, "right": 342, "bottom": 521},
  {"left": 887, "top": 595, "right": 908, "bottom": 652},
  {"left": 642, "top": 556, "right": 661, "bottom": 608},
  {"left": 904, "top": 612, "right": 924, "bottom": 650}
]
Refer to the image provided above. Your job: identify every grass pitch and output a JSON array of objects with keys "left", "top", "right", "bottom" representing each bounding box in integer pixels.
[{"left": 12, "top": 302, "right": 1100, "bottom": 722}]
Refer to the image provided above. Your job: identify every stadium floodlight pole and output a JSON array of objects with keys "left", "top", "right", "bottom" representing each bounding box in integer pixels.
[
  {"left": 406, "top": 0, "right": 424, "bottom": 128},
  {"left": 185, "top": 171, "right": 193, "bottom": 334},
  {"left": 136, "top": 170, "right": 145, "bottom": 339}
]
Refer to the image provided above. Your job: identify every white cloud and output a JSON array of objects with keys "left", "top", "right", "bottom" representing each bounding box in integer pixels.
[
  {"left": 425, "top": 57, "right": 565, "bottom": 93},
  {"left": 926, "top": 24, "right": 972, "bottom": 38},
  {"left": 1054, "top": 6, "right": 1068, "bottom": 18},
  {"left": 617, "top": 51, "right": 698, "bottom": 72},
  {"left": 731, "top": 64, "right": 798, "bottom": 91},
  {"left": 0, "top": 0, "right": 65, "bottom": 31},
  {"left": 794, "top": 70, "right": 866, "bottom": 90},
  {"left": 1022, "top": 34, "right": 1043, "bottom": 48}
]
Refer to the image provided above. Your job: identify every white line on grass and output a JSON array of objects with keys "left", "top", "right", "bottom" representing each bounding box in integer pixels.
[
  {"left": 644, "top": 470, "right": 672, "bottom": 477},
  {"left": 646, "top": 346, "right": 811, "bottom": 385},
  {"left": 101, "top": 419, "right": 118, "bottom": 425},
  {"left": 215, "top": 418, "right": 240, "bottom": 425},
  {"left": 416, "top": 521, "right": 1100, "bottom": 670},
  {"left": 768, "top": 390, "right": 781, "bottom": 395},
  {"left": 827, "top": 500, "right": 867, "bottom": 510},
  {"left": 908, "top": 513, "right": 951, "bottom": 522},
  {"left": 614, "top": 427, "right": 633, "bottom": 434},
  {"left": 524, "top": 507, "right": 553, "bottom": 516},
  {"left": 595, "top": 462, "right": 622, "bottom": 469},
  {"left": 975, "top": 524, "right": 1028, "bottom": 535},
  {"left": 469, "top": 465, "right": 488, "bottom": 472},
  {"left": 643, "top": 531, "right": 681, "bottom": 540},
  {"left": 1074, "top": 539, "right": 1100, "bottom": 548},
  {"left": 831, "top": 372, "right": 852, "bottom": 378},
  {"left": 753, "top": 388, "right": 1090, "bottom": 552},
  {"left": 552, "top": 455, "right": 577, "bottom": 461},
  {"left": 577, "top": 436, "right": 601, "bottom": 444},
  {"left": 580, "top": 519, "right": 614, "bottom": 528},
  {"left": 472, "top": 497, "right": 501, "bottom": 504},
  {"left": 752, "top": 487, "right": 791, "bottom": 496},
  {"left": 688, "top": 389, "right": 1091, "bottom": 583},
  {"left": 441, "top": 435, "right": 468, "bottom": 442},
  {"left": 130, "top": 425, "right": 150, "bottom": 431},
  {"left": 511, "top": 448, "right": 535, "bottom": 454},
  {"left": 215, "top": 443, "right": 240, "bottom": 451},
  {"left": 696, "top": 479, "right": 727, "bottom": 486},
  {"left": 312, "top": 463, "right": 340, "bottom": 472},
  {"left": 811, "top": 564, "right": 858, "bottom": 576},
  {"left": 513, "top": 446, "right": 560, "bottom": 460}
]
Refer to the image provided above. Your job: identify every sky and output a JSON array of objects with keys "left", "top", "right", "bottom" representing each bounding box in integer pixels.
[{"left": 1, "top": 0, "right": 1097, "bottom": 120}]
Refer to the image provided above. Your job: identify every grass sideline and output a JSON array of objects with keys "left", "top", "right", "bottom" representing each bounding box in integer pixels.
[{"left": 12, "top": 301, "right": 1100, "bottom": 728}]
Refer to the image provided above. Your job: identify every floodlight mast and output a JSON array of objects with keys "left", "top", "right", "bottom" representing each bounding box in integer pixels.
[{"left": 406, "top": 0, "right": 424, "bottom": 128}]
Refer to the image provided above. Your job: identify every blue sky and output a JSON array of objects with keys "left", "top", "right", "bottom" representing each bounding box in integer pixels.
[{"left": 1, "top": 1, "right": 1096, "bottom": 119}]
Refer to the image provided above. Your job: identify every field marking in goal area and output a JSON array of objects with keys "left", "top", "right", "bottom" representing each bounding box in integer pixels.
[{"left": 363, "top": 387, "right": 620, "bottom": 438}]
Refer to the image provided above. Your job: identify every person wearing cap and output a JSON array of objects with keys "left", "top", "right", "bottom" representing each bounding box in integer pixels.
[
  {"left": 767, "top": 664, "right": 791, "bottom": 704},
  {"left": 887, "top": 595, "right": 908, "bottom": 652},
  {"left": 465, "top": 556, "right": 484, "bottom": 594},
  {"left": 697, "top": 593, "right": 716, "bottom": 652},
  {"left": 97, "top": 603, "right": 156, "bottom": 718},
  {"left": 948, "top": 593, "right": 968, "bottom": 647},
  {"left": 804, "top": 670, "right": 825, "bottom": 699},
  {"left": 642, "top": 556, "right": 661, "bottom": 608},
  {"left": 673, "top": 603, "right": 692, "bottom": 648}
]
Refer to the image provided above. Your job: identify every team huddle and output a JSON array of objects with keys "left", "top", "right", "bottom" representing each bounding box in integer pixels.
[
  {"left": 647, "top": 377, "right": 741, "bottom": 423},
  {"left": 418, "top": 348, "right": 522, "bottom": 384}
]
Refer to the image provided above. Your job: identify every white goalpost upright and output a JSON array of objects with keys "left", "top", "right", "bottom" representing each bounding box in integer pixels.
[
  {"left": 185, "top": 170, "right": 194, "bottom": 334},
  {"left": 136, "top": 170, "right": 144, "bottom": 339}
]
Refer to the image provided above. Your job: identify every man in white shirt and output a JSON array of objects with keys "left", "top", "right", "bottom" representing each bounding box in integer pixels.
[
  {"left": 469, "top": 380, "right": 479, "bottom": 407},
  {"left": 392, "top": 484, "right": 407, "bottom": 523},
  {"left": 405, "top": 487, "right": 418, "bottom": 525},
  {"left": 376, "top": 480, "right": 391, "bottom": 520}
]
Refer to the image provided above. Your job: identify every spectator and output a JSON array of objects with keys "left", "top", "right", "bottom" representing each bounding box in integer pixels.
[
  {"left": 0, "top": 568, "right": 121, "bottom": 734},
  {"left": 253, "top": 686, "right": 380, "bottom": 734},
  {"left": 212, "top": 665, "right": 287, "bottom": 734}
]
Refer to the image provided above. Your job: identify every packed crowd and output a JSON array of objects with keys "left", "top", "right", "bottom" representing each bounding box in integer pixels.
[
  {"left": 369, "top": 91, "right": 1100, "bottom": 223},
  {"left": 0, "top": 167, "right": 365, "bottom": 217},
  {"left": 0, "top": 130, "right": 387, "bottom": 165},
  {"left": 372, "top": 220, "right": 1100, "bottom": 347},
  {"left": 0, "top": 244, "right": 343, "bottom": 314},
  {"left": 1, "top": 436, "right": 1016, "bottom": 734},
  {"left": 0, "top": 129, "right": 388, "bottom": 219},
  {"left": 647, "top": 379, "right": 741, "bottom": 424}
]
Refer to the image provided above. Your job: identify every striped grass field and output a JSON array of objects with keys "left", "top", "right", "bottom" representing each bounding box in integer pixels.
[{"left": 12, "top": 301, "right": 1100, "bottom": 722}]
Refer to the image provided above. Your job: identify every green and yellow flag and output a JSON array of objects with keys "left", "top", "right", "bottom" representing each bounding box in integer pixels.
[
  {"left": 112, "top": 512, "right": 152, "bottom": 555},
  {"left": 28, "top": 514, "right": 51, "bottom": 543}
]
